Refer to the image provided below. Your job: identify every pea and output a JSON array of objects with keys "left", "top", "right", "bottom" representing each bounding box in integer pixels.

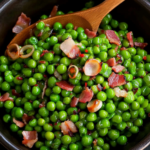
[
  {"left": 10, "top": 124, "right": 19, "bottom": 132},
  {"left": 61, "top": 135, "right": 71, "bottom": 145},
  {"left": 4, "top": 101, "right": 14, "bottom": 109},
  {"left": 53, "top": 22, "right": 62, "bottom": 31},
  {"left": 108, "top": 129, "right": 120, "bottom": 140},
  {"left": 112, "top": 115, "right": 122, "bottom": 124},
  {"left": 81, "top": 135, "right": 93, "bottom": 147},
  {"left": 124, "top": 91, "right": 135, "bottom": 103},
  {"left": 105, "top": 103, "right": 116, "bottom": 113},
  {"left": 57, "top": 64, "right": 67, "bottom": 74},
  {"left": 117, "top": 135, "right": 127, "bottom": 145},
  {"left": 97, "top": 91, "right": 107, "bottom": 101},
  {"left": 36, "top": 21, "right": 45, "bottom": 30},
  {"left": 87, "top": 113, "right": 97, "bottom": 122}
]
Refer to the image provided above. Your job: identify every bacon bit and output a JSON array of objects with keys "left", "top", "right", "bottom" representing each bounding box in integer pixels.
[
  {"left": 56, "top": 81, "right": 74, "bottom": 91},
  {"left": 13, "top": 118, "right": 25, "bottom": 128},
  {"left": 97, "top": 84, "right": 103, "bottom": 91},
  {"left": 85, "top": 82, "right": 87, "bottom": 87},
  {"left": 134, "top": 42, "right": 148, "bottom": 49},
  {"left": 125, "top": 71, "right": 129, "bottom": 74},
  {"left": 127, "top": 31, "right": 134, "bottom": 47},
  {"left": 85, "top": 29, "right": 96, "bottom": 38},
  {"left": 103, "top": 86, "right": 106, "bottom": 90},
  {"left": 87, "top": 99, "right": 102, "bottom": 113},
  {"left": 50, "top": 51, "right": 55, "bottom": 54},
  {"left": 124, "top": 88, "right": 128, "bottom": 92},
  {"left": 143, "top": 56, "right": 147, "bottom": 60},
  {"left": 90, "top": 76, "right": 96, "bottom": 80},
  {"left": 115, "top": 46, "right": 119, "bottom": 51},
  {"left": 22, "top": 114, "right": 34, "bottom": 124},
  {"left": 37, "top": 32, "right": 43, "bottom": 37},
  {"left": 117, "top": 54, "right": 121, "bottom": 59},
  {"left": 60, "top": 37, "right": 81, "bottom": 59},
  {"left": 79, "top": 87, "right": 94, "bottom": 103},
  {"left": 16, "top": 77, "right": 23, "bottom": 80},
  {"left": 68, "top": 131, "right": 74, "bottom": 137},
  {"left": 12, "top": 13, "right": 31, "bottom": 34},
  {"left": 68, "top": 65, "right": 79, "bottom": 79},
  {"left": 12, "top": 89, "right": 20, "bottom": 97},
  {"left": 148, "top": 113, "right": 150, "bottom": 117},
  {"left": 133, "top": 76, "right": 136, "bottom": 79},
  {"left": 133, "top": 88, "right": 138, "bottom": 94},
  {"left": 79, "top": 54, "right": 85, "bottom": 58},
  {"left": 39, "top": 60, "right": 46, "bottom": 64},
  {"left": 0, "top": 93, "right": 14, "bottom": 102},
  {"left": 116, "top": 54, "right": 122, "bottom": 64},
  {"left": 22, "top": 131, "right": 38, "bottom": 148},
  {"left": 107, "top": 58, "right": 117, "bottom": 67},
  {"left": 112, "top": 65, "right": 125, "bottom": 73},
  {"left": 60, "top": 121, "right": 77, "bottom": 135},
  {"left": 43, "top": 74, "right": 47, "bottom": 78},
  {"left": 120, "top": 47, "right": 127, "bottom": 50},
  {"left": 34, "top": 84, "right": 38, "bottom": 86},
  {"left": 146, "top": 71, "right": 149, "bottom": 74},
  {"left": 93, "top": 139, "right": 98, "bottom": 146},
  {"left": 114, "top": 87, "right": 128, "bottom": 98},
  {"left": 85, "top": 49, "right": 88, "bottom": 53},
  {"left": 105, "top": 30, "right": 121, "bottom": 46},
  {"left": 49, "top": 5, "right": 58, "bottom": 17},
  {"left": 42, "top": 80, "right": 48, "bottom": 99},
  {"left": 23, "top": 64, "right": 28, "bottom": 68},
  {"left": 40, "top": 50, "right": 49, "bottom": 57},
  {"left": 108, "top": 72, "right": 126, "bottom": 88},
  {"left": 83, "top": 59, "right": 102, "bottom": 76}
]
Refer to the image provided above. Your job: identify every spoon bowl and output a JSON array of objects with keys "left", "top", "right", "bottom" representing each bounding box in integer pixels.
[{"left": 9, "top": 0, "right": 124, "bottom": 46}]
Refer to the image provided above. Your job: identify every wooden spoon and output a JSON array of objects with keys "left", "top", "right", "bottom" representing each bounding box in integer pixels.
[{"left": 9, "top": 0, "right": 124, "bottom": 46}]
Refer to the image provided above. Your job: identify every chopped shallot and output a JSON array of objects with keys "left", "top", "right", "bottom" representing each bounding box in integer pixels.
[
  {"left": 13, "top": 118, "right": 25, "bottom": 128},
  {"left": 22, "top": 131, "right": 38, "bottom": 148},
  {"left": 83, "top": 59, "right": 102, "bottom": 76},
  {"left": 54, "top": 70, "right": 62, "bottom": 80},
  {"left": 68, "top": 65, "right": 79, "bottom": 79},
  {"left": 60, "top": 37, "right": 81, "bottom": 59},
  {"left": 41, "top": 80, "right": 48, "bottom": 99},
  {"left": 19, "top": 45, "right": 34, "bottom": 59},
  {"left": 114, "top": 87, "right": 128, "bottom": 97},
  {"left": 60, "top": 120, "right": 77, "bottom": 135},
  {"left": 5, "top": 44, "right": 20, "bottom": 60},
  {"left": 87, "top": 99, "right": 102, "bottom": 112}
]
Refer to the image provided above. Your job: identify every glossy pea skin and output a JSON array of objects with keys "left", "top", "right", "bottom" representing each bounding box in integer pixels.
[
  {"left": 105, "top": 103, "right": 116, "bottom": 113},
  {"left": 81, "top": 135, "right": 93, "bottom": 147},
  {"left": 124, "top": 91, "right": 135, "bottom": 103},
  {"left": 108, "top": 129, "right": 120, "bottom": 140},
  {"left": 86, "top": 113, "right": 97, "bottom": 122},
  {"left": 61, "top": 135, "right": 71, "bottom": 145},
  {"left": 120, "top": 50, "right": 131, "bottom": 59},
  {"left": 57, "top": 64, "right": 67, "bottom": 74},
  {"left": 117, "top": 135, "right": 127, "bottom": 145}
]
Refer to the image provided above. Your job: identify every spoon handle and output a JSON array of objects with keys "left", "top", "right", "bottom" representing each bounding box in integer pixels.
[{"left": 77, "top": 0, "right": 125, "bottom": 32}]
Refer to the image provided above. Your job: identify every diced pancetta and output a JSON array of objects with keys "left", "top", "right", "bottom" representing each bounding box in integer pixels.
[
  {"left": 112, "top": 65, "right": 125, "bottom": 73},
  {"left": 134, "top": 42, "right": 148, "bottom": 49},
  {"left": 85, "top": 29, "right": 96, "bottom": 38},
  {"left": 12, "top": 13, "right": 31, "bottom": 34},
  {"left": 60, "top": 37, "right": 81, "bottom": 59},
  {"left": 108, "top": 72, "right": 126, "bottom": 88},
  {"left": 56, "top": 81, "right": 74, "bottom": 91},
  {"left": 127, "top": 31, "right": 134, "bottom": 47},
  {"left": 22, "top": 131, "right": 38, "bottom": 148},
  {"left": 105, "top": 30, "right": 121, "bottom": 46},
  {"left": 79, "top": 87, "right": 93, "bottom": 103},
  {"left": 70, "top": 97, "right": 79, "bottom": 107},
  {"left": 107, "top": 58, "right": 117, "bottom": 67},
  {"left": 13, "top": 118, "right": 25, "bottom": 128}
]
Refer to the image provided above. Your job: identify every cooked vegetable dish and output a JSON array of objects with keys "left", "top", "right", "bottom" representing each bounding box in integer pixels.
[{"left": 1, "top": 1, "right": 150, "bottom": 150}]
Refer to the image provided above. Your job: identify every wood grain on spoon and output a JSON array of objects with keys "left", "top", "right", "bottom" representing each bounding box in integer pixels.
[{"left": 9, "top": 0, "right": 124, "bottom": 46}]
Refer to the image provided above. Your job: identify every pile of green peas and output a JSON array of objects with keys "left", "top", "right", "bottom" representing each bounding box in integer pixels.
[{"left": 1, "top": 1, "right": 150, "bottom": 150}]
